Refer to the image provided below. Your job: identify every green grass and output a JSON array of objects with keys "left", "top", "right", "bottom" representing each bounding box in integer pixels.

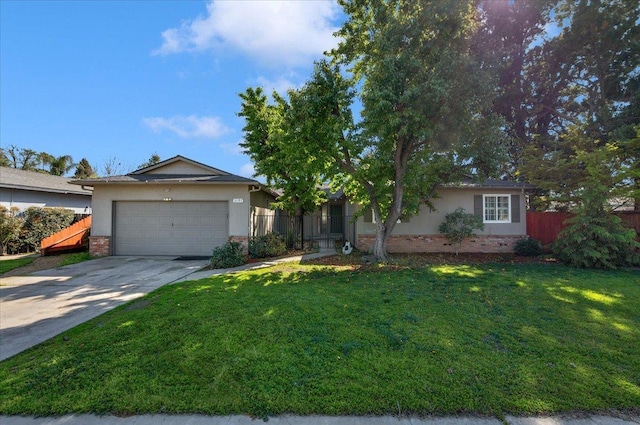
[
  {"left": 0, "top": 257, "right": 34, "bottom": 274},
  {"left": 58, "top": 251, "right": 92, "bottom": 267},
  {"left": 1, "top": 263, "right": 638, "bottom": 417}
]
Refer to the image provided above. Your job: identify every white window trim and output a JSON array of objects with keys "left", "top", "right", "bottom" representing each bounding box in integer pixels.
[{"left": 483, "top": 194, "right": 511, "bottom": 224}]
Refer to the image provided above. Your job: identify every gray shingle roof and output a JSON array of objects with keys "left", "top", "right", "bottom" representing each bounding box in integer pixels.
[
  {"left": 0, "top": 167, "right": 92, "bottom": 195},
  {"left": 71, "top": 173, "right": 258, "bottom": 185},
  {"left": 441, "top": 179, "right": 536, "bottom": 190}
]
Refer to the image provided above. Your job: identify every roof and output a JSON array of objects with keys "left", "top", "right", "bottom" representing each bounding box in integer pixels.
[
  {"left": 73, "top": 173, "right": 258, "bottom": 184},
  {"left": 0, "top": 167, "right": 92, "bottom": 196},
  {"left": 440, "top": 179, "right": 537, "bottom": 190},
  {"left": 71, "top": 155, "right": 259, "bottom": 186}
]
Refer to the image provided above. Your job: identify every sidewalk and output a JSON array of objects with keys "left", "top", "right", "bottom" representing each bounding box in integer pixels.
[{"left": 1, "top": 413, "right": 638, "bottom": 425}]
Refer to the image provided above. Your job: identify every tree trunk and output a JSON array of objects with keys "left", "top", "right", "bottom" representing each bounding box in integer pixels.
[{"left": 373, "top": 223, "right": 389, "bottom": 262}]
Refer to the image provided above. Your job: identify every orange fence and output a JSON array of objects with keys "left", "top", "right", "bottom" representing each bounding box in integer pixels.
[
  {"left": 526, "top": 211, "right": 640, "bottom": 246},
  {"left": 40, "top": 215, "right": 92, "bottom": 255}
]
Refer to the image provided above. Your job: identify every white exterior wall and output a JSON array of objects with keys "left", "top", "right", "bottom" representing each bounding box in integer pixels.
[
  {"left": 0, "top": 188, "right": 92, "bottom": 214},
  {"left": 357, "top": 188, "right": 527, "bottom": 236},
  {"left": 91, "top": 184, "right": 251, "bottom": 238}
]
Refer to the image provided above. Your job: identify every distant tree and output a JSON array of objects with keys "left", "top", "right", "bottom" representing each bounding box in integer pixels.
[
  {"left": 101, "top": 156, "right": 129, "bottom": 177},
  {"left": 0, "top": 149, "right": 10, "bottom": 167},
  {"left": 3, "top": 145, "right": 40, "bottom": 171},
  {"left": 74, "top": 158, "right": 96, "bottom": 179},
  {"left": 138, "top": 153, "right": 161, "bottom": 169},
  {"left": 48, "top": 155, "right": 75, "bottom": 176}
]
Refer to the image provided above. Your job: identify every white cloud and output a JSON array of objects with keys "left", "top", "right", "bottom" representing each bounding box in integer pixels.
[
  {"left": 220, "top": 140, "right": 243, "bottom": 155},
  {"left": 142, "top": 115, "right": 230, "bottom": 139},
  {"left": 153, "top": 0, "right": 341, "bottom": 67},
  {"left": 255, "top": 74, "right": 301, "bottom": 96},
  {"left": 239, "top": 162, "right": 256, "bottom": 178}
]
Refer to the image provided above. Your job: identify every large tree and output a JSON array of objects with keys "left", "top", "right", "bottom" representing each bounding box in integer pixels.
[
  {"left": 74, "top": 158, "right": 96, "bottom": 179},
  {"left": 240, "top": 0, "right": 505, "bottom": 260}
]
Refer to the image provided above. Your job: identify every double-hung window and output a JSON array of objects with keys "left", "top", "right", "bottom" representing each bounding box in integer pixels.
[{"left": 483, "top": 194, "right": 510, "bottom": 223}]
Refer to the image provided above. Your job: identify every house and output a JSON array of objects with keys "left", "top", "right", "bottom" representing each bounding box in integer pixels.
[
  {"left": 71, "top": 156, "right": 274, "bottom": 257},
  {"left": 255, "top": 180, "right": 535, "bottom": 254},
  {"left": 357, "top": 180, "right": 534, "bottom": 253},
  {"left": 0, "top": 166, "right": 92, "bottom": 214}
]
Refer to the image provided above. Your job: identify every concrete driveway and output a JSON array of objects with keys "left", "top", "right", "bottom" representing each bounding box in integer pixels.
[{"left": 0, "top": 256, "right": 208, "bottom": 361}]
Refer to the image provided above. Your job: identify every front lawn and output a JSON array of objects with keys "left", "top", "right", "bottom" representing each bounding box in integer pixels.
[
  {"left": 0, "top": 257, "right": 34, "bottom": 274},
  {"left": 0, "top": 262, "right": 638, "bottom": 417}
]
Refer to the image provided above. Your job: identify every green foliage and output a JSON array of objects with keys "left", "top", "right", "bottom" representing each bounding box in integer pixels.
[
  {"left": 514, "top": 237, "right": 543, "bottom": 257},
  {"left": 210, "top": 241, "right": 245, "bottom": 269},
  {"left": 438, "top": 208, "right": 484, "bottom": 255},
  {"left": 248, "top": 232, "right": 286, "bottom": 259},
  {"left": 0, "top": 206, "right": 23, "bottom": 255},
  {"left": 552, "top": 172, "right": 640, "bottom": 269},
  {"left": 74, "top": 158, "right": 96, "bottom": 179},
  {"left": 553, "top": 212, "right": 639, "bottom": 270},
  {"left": 138, "top": 153, "right": 161, "bottom": 170},
  {"left": 20, "top": 207, "right": 75, "bottom": 253},
  {"left": 240, "top": 1, "right": 505, "bottom": 260}
]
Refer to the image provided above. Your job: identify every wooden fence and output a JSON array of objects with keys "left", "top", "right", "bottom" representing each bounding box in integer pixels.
[
  {"left": 40, "top": 215, "right": 92, "bottom": 255},
  {"left": 527, "top": 211, "right": 640, "bottom": 246}
]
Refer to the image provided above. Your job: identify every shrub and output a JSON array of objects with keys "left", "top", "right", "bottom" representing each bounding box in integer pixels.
[
  {"left": 20, "top": 207, "right": 75, "bottom": 253},
  {"left": 248, "top": 232, "right": 287, "bottom": 258},
  {"left": 0, "top": 206, "right": 23, "bottom": 255},
  {"left": 210, "top": 241, "right": 245, "bottom": 269},
  {"left": 438, "top": 208, "right": 484, "bottom": 255},
  {"left": 553, "top": 213, "right": 639, "bottom": 269},
  {"left": 514, "top": 237, "right": 542, "bottom": 257}
]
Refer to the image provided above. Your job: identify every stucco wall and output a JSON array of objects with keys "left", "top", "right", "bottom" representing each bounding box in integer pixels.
[
  {"left": 357, "top": 187, "right": 527, "bottom": 236},
  {"left": 0, "top": 188, "right": 92, "bottom": 214},
  {"left": 91, "top": 184, "right": 251, "bottom": 237}
]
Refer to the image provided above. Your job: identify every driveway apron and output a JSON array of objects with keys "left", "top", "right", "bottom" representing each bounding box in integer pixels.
[{"left": 0, "top": 256, "right": 207, "bottom": 361}]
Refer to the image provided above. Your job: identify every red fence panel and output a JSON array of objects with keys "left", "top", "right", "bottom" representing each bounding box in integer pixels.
[
  {"left": 40, "top": 215, "right": 92, "bottom": 255},
  {"left": 526, "top": 211, "right": 573, "bottom": 246},
  {"left": 526, "top": 211, "right": 640, "bottom": 246}
]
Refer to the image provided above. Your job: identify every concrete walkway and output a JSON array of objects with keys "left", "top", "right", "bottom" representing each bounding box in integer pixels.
[{"left": 0, "top": 413, "right": 638, "bottom": 425}]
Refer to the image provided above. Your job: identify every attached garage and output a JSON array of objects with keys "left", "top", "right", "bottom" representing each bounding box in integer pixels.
[
  {"left": 72, "top": 155, "right": 273, "bottom": 257},
  {"left": 114, "top": 201, "right": 228, "bottom": 256}
]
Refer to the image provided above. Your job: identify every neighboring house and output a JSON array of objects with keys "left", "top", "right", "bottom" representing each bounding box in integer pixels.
[
  {"left": 0, "top": 166, "right": 92, "bottom": 214},
  {"left": 256, "top": 180, "right": 535, "bottom": 254},
  {"left": 71, "top": 155, "right": 274, "bottom": 257}
]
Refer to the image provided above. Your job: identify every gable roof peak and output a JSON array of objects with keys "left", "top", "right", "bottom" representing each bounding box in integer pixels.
[{"left": 131, "top": 155, "right": 231, "bottom": 176}]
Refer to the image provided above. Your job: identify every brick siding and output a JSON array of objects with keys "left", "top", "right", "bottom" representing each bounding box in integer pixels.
[
  {"left": 229, "top": 236, "right": 249, "bottom": 253},
  {"left": 357, "top": 234, "right": 527, "bottom": 254},
  {"left": 89, "top": 236, "right": 110, "bottom": 256}
]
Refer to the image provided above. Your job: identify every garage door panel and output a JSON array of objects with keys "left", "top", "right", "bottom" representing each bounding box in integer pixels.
[{"left": 115, "top": 201, "right": 229, "bottom": 256}]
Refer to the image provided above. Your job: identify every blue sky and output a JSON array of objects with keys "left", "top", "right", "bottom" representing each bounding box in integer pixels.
[{"left": 1, "top": 0, "right": 344, "bottom": 178}]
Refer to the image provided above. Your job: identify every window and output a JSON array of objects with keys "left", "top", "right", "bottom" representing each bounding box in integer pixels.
[{"left": 483, "top": 194, "right": 510, "bottom": 223}]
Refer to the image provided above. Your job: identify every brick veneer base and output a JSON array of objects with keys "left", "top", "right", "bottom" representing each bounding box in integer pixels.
[
  {"left": 229, "top": 236, "right": 249, "bottom": 253},
  {"left": 90, "top": 236, "right": 111, "bottom": 256},
  {"left": 357, "top": 234, "right": 527, "bottom": 254}
]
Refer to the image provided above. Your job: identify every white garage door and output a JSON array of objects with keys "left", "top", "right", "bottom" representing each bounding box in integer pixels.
[{"left": 114, "top": 201, "right": 228, "bottom": 256}]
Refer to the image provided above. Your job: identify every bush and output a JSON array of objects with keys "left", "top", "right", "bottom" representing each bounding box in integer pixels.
[
  {"left": 248, "top": 232, "right": 286, "bottom": 258},
  {"left": 438, "top": 208, "right": 484, "bottom": 255},
  {"left": 553, "top": 213, "right": 639, "bottom": 269},
  {"left": 19, "top": 207, "right": 75, "bottom": 253},
  {"left": 514, "top": 237, "right": 542, "bottom": 257},
  {"left": 210, "top": 241, "right": 245, "bottom": 269}
]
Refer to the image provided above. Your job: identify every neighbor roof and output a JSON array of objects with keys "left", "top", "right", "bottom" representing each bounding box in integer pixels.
[
  {"left": 0, "top": 167, "right": 92, "bottom": 196},
  {"left": 441, "top": 179, "right": 537, "bottom": 190}
]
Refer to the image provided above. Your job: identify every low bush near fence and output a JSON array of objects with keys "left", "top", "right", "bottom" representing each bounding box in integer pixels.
[
  {"left": 1, "top": 206, "right": 75, "bottom": 254},
  {"left": 249, "top": 232, "right": 287, "bottom": 258},
  {"left": 210, "top": 241, "right": 245, "bottom": 269}
]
